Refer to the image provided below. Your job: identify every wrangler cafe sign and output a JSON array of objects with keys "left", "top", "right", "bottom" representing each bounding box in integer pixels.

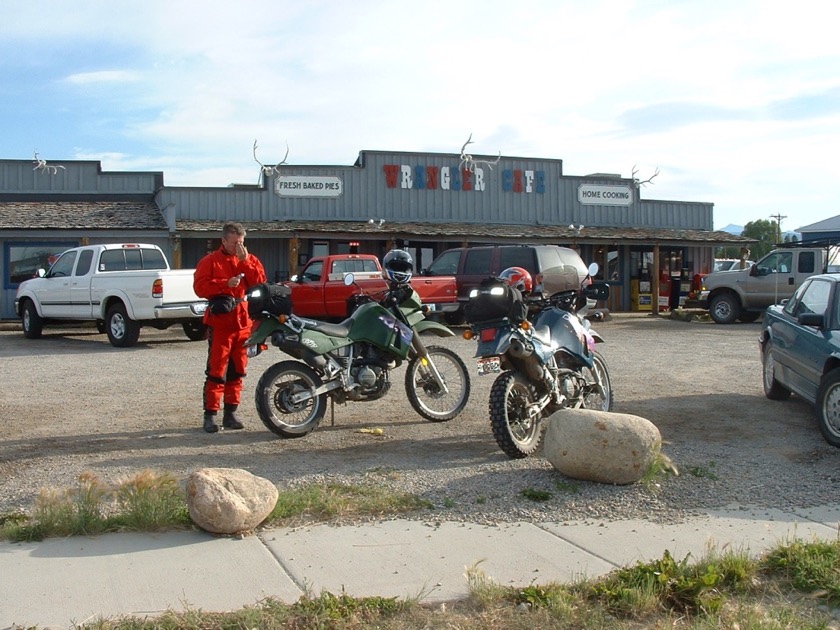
[{"left": 384, "top": 164, "right": 545, "bottom": 193}]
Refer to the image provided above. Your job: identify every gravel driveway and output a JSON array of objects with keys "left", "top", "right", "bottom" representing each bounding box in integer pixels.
[{"left": 1, "top": 314, "right": 838, "bottom": 524}]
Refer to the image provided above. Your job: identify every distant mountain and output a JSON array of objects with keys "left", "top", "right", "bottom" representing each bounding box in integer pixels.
[{"left": 715, "top": 224, "right": 798, "bottom": 241}]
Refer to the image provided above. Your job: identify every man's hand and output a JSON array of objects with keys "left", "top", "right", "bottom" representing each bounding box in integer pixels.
[
  {"left": 227, "top": 273, "right": 244, "bottom": 288},
  {"left": 236, "top": 242, "right": 248, "bottom": 262}
]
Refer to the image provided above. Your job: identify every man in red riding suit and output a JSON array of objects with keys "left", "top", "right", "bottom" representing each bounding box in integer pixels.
[{"left": 193, "top": 222, "right": 267, "bottom": 433}]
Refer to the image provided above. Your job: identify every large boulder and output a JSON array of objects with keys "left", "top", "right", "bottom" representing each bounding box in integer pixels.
[
  {"left": 543, "top": 409, "right": 661, "bottom": 485},
  {"left": 186, "top": 468, "right": 279, "bottom": 535}
]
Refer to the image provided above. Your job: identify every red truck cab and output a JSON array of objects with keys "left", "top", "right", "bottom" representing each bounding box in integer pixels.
[{"left": 285, "top": 254, "right": 457, "bottom": 321}]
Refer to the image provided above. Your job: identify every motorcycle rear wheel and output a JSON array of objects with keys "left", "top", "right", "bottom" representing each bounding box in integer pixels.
[
  {"left": 405, "top": 345, "right": 470, "bottom": 422},
  {"left": 255, "top": 360, "right": 326, "bottom": 438},
  {"left": 489, "top": 370, "right": 542, "bottom": 459}
]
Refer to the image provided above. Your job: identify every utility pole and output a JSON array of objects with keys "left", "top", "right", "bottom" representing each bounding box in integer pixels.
[{"left": 770, "top": 213, "right": 787, "bottom": 243}]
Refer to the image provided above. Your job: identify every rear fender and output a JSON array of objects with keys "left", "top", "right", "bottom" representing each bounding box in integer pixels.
[{"left": 246, "top": 317, "right": 285, "bottom": 345}]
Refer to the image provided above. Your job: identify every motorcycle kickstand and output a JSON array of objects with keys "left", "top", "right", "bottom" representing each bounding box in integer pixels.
[{"left": 330, "top": 397, "right": 335, "bottom": 426}]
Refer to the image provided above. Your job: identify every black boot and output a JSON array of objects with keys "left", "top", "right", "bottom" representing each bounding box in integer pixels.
[
  {"left": 222, "top": 405, "right": 244, "bottom": 430},
  {"left": 203, "top": 411, "right": 219, "bottom": 433}
]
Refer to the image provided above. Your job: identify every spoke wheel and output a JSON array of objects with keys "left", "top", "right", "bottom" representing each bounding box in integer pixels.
[
  {"left": 255, "top": 360, "right": 326, "bottom": 438},
  {"left": 405, "top": 345, "right": 470, "bottom": 421},
  {"left": 489, "top": 370, "right": 542, "bottom": 459},
  {"left": 580, "top": 351, "right": 614, "bottom": 411}
]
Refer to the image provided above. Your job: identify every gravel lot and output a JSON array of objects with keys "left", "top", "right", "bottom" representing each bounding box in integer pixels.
[{"left": 1, "top": 313, "right": 838, "bottom": 524}]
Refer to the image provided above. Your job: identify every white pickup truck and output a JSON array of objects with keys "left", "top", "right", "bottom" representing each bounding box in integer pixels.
[{"left": 14, "top": 243, "right": 207, "bottom": 347}]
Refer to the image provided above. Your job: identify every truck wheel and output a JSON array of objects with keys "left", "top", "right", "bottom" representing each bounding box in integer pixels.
[
  {"left": 709, "top": 293, "right": 740, "bottom": 324},
  {"left": 21, "top": 300, "right": 44, "bottom": 339},
  {"left": 182, "top": 321, "right": 208, "bottom": 341},
  {"left": 106, "top": 304, "right": 141, "bottom": 347}
]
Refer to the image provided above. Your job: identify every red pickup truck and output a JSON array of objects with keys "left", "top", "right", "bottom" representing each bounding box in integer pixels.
[{"left": 285, "top": 254, "right": 458, "bottom": 320}]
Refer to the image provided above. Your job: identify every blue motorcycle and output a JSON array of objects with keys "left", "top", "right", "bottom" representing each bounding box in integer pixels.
[{"left": 465, "top": 263, "right": 613, "bottom": 458}]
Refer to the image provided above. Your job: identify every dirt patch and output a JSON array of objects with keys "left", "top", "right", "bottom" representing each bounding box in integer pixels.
[{"left": 1, "top": 314, "right": 837, "bottom": 521}]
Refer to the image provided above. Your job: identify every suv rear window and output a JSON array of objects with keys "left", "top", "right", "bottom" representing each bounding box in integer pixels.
[{"left": 499, "top": 248, "right": 538, "bottom": 274}]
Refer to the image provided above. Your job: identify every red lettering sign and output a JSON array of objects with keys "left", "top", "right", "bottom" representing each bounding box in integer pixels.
[
  {"left": 426, "top": 166, "right": 439, "bottom": 190},
  {"left": 383, "top": 165, "right": 400, "bottom": 189}
]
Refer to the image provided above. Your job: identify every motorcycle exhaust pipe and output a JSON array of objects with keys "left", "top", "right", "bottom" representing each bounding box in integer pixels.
[{"left": 508, "top": 338, "right": 534, "bottom": 359}]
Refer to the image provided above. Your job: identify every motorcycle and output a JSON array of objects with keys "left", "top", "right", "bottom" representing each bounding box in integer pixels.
[
  {"left": 464, "top": 263, "right": 613, "bottom": 458},
  {"left": 244, "top": 274, "right": 471, "bottom": 438}
]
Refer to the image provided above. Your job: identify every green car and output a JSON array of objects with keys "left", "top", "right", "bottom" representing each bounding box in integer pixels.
[{"left": 759, "top": 273, "right": 840, "bottom": 447}]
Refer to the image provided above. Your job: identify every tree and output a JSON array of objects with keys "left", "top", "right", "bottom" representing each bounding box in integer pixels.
[{"left": 742, "top": 219, "right": 779, "bottom": 260}]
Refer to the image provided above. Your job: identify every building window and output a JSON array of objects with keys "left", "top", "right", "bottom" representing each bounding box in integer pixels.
[{"left": 4, "top": 241, "right": 77, "bottom": 289}]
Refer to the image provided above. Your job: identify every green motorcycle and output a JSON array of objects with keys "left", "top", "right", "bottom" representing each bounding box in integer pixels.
[{"left": 244, "top": 275, "right": 470, "bottom": 438}]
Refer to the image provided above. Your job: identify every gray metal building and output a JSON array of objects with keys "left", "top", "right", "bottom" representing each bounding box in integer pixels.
[{"left": 1, "top": 151, "right": 751, "bottom": 319}]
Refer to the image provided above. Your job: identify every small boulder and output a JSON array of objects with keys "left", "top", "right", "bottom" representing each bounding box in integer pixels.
[
  {"left": 543, "top": 409, "right": 661, "bottom": 485},
  {"left": 186, "top": 468, "right": 279, "bottom": 534}
]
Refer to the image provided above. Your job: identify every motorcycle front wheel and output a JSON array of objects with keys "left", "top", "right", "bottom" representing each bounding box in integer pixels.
[
  {"left": 489, "top": 370, "right": 542, "bottom": 459},
  {"left": 255, "top": 360, "right": 327, "bottom": 438},
  {"left": 405, "top": 345, "right": 470, "bottom": 422},
  {"left": 579, "top": 351, "right": 614, "bottom": 411}
]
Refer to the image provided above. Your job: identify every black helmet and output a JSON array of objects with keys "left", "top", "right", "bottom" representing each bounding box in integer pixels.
[{"left": 383, "top": 249, "right": 413, "bottom": 284}]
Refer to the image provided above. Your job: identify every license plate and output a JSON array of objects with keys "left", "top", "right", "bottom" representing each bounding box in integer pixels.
[{"left": 477, "top": 356, "right": 501, "bottom": 376}]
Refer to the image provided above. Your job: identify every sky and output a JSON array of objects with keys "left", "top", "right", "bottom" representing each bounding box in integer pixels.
[{"left": 2, "top": 0, "right": 838, "bottom": 232}]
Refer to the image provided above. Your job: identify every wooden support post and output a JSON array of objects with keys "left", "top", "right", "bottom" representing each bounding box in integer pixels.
[
  {"left": 652, "top": 244, "right": 661, "bottom": 317},
  {"left": 289, "top": 237, "right": 300, "bottom": 277}
]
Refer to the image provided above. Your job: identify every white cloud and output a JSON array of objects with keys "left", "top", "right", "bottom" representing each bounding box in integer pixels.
[
  {"left": 64, "top": 70, "right": 139, "bottom": 85},
  {"left": 3, "top": 0, "right": 840, "bottom": 229}
]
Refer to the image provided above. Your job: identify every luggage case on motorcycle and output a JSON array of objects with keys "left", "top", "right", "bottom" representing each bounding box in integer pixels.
[
  {"left": 464, "top": 277, "right": 528, "bottom": 325},
  {"left": 247, "top": 282, "right": 293, "bottom": 318}
]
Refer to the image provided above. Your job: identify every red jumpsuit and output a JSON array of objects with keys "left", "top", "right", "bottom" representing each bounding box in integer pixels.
[{"left": 193, "top": 247, "right": 267, "bottom": 413}]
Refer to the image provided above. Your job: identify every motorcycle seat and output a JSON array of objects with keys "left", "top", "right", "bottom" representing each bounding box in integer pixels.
[{"left": 302, "top": 317, "right": 353, "bottom": 338}]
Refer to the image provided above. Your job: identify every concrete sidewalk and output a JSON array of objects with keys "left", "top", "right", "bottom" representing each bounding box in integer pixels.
[{"left": 2, "top": 505, "right": 839, "bottom": 628}]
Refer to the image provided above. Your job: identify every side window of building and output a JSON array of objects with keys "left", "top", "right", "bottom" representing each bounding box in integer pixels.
[
  {"left": 464, "top": 249, "right": 492, "bottom": 274},
  {"left": 426, "top": 250, "right": 461, "bottom": 275},
  {"left": 499, "top": 248, "right": 537, "bottom": 274},
  {"left": 798, "top": 251, "right": 815, "bottom": 275},
  {"left": 74, "top": 250, "right": 94, "bottom": 276}
]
